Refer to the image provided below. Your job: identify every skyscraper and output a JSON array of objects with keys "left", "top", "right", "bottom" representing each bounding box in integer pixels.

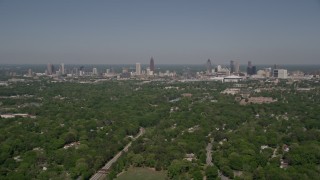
[
  {"left": 136, "top": 63, "right": 141, "bottom": 75},
  {"left": 247, "top": 61, "right": 253, "bottom": 75},
  {"left": 206, "top": 59, "right": 212, "bottom": 74},
  {"left": 235, "top": 61, "right": 240, "bottom": 73},
  {"left": 28, "top": 69, "right": 32, "bottom": 77},
  {"left": 150, "top": 57, "right": 155, "bottom": 72},
  {"left": 47, "top": 63, "right": 54, "bottom": 75},
  {"left": 230, "top": 60, "right": 235, "bottom": 73},
  {"left": 252, "top": 66, "right": 257, "bottom": 75},
  {"left": 273, "top": 69, "right": 287, "bottom": 79},
  {"left": 60, "top": 63, "right": 65, "bottom": 75},
  {"left": 92, "top": 68, "right": 98, "bottom": 75}
]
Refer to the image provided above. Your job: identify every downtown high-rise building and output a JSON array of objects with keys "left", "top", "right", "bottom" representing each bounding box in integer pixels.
[
  {"left": 206, "top": 59, "right": 212, "bottom": 74},
  {"left": 60, "top": 63, "right": 65, "bottom": 75},
  {"left": 136, "top": 63, "right": 141, "bottom": 75},
  {"left": 92, "top": 68, "right": 98, "bottom": 75},
  {"left": 150, "top": 57, "right": 155, "bottom": 72},
  {"left": 235, "top": 61, "right": 240, "bottom": 73},
  {"left": 47, "top": 63, "right": 54, "bottom": 75},
  {"left": 230, "top": 60, "right": 235, "bottom": 73},
  {"left": 28, "top": 69, "right": 32, "bottom": 77},
  {"left": 247, "top": 61, "right": 256, "bottom": 75},
  {"left": 273, "top": 69, "right": 287, "bottom": 79}
]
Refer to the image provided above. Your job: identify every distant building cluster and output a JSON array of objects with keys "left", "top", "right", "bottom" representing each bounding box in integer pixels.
[
  {"left": 199, "top": 59, "right": 308, "bottom": 82},
  {"left": 8, "top": 57, "right": 316, "bottom": 81},
  {"left": 31, "top": 57, "right": 178, "bottom": 80},
  {"left": 240, "top": 97, "right": 277, "bottom": 105}
]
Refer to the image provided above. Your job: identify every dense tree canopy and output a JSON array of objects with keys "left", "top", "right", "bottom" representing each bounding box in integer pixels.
[{"left": 0, "top": 79, "right": 319, "bottom": 179}]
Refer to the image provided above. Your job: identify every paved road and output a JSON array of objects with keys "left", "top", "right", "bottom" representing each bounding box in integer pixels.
[
  {"left": 205, "top": 138, "right": 229, "bottom": 180},
  {"left": 206, "top": 139, "right": 213, "bottom": 166},
  {"left": 90, "top": 127, "right": 145, "bottom": 180}
]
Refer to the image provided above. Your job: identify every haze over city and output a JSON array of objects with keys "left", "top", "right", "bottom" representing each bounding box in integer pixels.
[
  {"left": 0, "top": 0, "right": 320, "bottom": 65},
  {"left": 1, "top": 1, "right": 320, "bottom": 179}
]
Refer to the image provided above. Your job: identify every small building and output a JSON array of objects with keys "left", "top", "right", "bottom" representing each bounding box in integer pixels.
[
  {"left": 209, "top": 77, "right": 224, "bottom": 82},
  {"left": 181, "top": 93, "right": 192, "bottom": 98},
  {"left": 184, "top": 153, "right": 196, "bottom": 162},
  {"left": 224, "top": 75, "right": 243, "bottom": 82},
  {"left": 240, "top": 97, "right": 277, "bottom": 105},
  {"left": 221, "top": 88, "right": 240, "bottom": 95}
]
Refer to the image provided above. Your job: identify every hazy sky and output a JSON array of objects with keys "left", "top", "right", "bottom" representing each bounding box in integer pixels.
[{"left": 0, "top": 0, "right": 320, "bottom": 64}]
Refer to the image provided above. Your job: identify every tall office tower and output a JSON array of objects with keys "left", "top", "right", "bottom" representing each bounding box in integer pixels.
[
  {"left": 60, "top": 63, "right": 65, "bottom": 75},
  {"left": 52, "top": 65, "right": 55, "bottom": 74},
  {"left": 47, "top": 63, "right": 54, "bottom": 75},
  {"left": 235, "top": 61, "right": 240, "bottom": 73},
  {"left": 136, "top": 63, "right": 141, "bottom": 75},
  {"left": 272, "top": 64, "right": 278, "bottom": 77},
  {"left": 252, "top": 66, "right": 257, "bottom": 75},
  {"left": 247, "top": 61, "right": 253, "bottom": 75},
  {"left": 230, "top": 60, "right": 235, "bottom": 73},
  {"left": 206, "top": 59, "right": 212, "bottom": 74},
  {"left": 73, "top": 67, "right": 79, "bottom": 76},
  {"left": 92, "top": 68, "right": 98, "bottom": 75},
  {"left": 150, "top": 57, "right": 155, "bottom": 72},
  {"left": 216, "top": 65, "right": 222, "bottom": 72},
  {"left": 28, "top": 69, "right": 32, "bottom": 77},
  {"left": 47, "top": 63, "right": 51, "bottom": 75}
]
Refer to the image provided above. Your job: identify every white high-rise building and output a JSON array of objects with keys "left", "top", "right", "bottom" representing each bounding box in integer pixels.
[
  {"left": 92, "top": 68, "right": 98, "bottom": 75},
  {"left": 146, "top": 67, "right": 151, "bottom": 76},
  {"left": 136, "top": 63, "right": 141, "bottom": 75},
  {"left": 235, "top": 62, "right": 240, "bottom": 73},
  {"left": 28, "top": 69, "right": 32, "bottom": 77},
  {"left": 273, "top": 69, "right": 287, "bottom": 79},
  {"left": 216, "top": 65, "right": 222, "bottom": 72}
]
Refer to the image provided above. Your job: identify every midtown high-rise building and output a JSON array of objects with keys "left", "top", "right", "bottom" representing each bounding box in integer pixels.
[
  {"left": 150, "top": 57, "right": 155, "bottom": 72},
  {"left": 60, "top": 63, "right": 65, "bottom": 75},
  {"left": 230, "top": 60, "right": 235, "bottom": 73},
  {"left": 28, "top": 69, "right": 32, "bottom": 77},
  {"left": 136, "top": 63, "right": 141, "bottom": 75},
  {"left": 92, "top": 68, "right": 98, "bottom": 75},
  {"left": 252, "top": 66, "right": 257, "bottom": 75},
  {"left": 47, "top": 63, "right": 54, "bottom": 75},
  {"left": 206, "top": 59, "right": 212, "bottom": 74},
  {"left": 247, "top": 61, "right": 256, "bottom": 75},
  {"left": 235, "top": 62, "right": 240, "bottom": 73}
]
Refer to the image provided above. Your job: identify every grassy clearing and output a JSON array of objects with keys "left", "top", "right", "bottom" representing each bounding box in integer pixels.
[{"left": 116, "top": 167, "right": 166, "bottom": 180}]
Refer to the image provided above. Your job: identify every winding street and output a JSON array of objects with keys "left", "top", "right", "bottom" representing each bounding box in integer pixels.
[
  {"left": 206, "top": 138, "right": 229, "bottom": 180},
  {"left": 90, "top": 127, "right": 145, "bottom": 180},
  {"left": 206, "top": 138, "right": 213, "bottom": 166}
]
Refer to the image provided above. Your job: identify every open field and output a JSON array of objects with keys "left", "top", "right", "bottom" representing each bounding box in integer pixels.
[{"left": 116, "top": 167, "right": 166, "bottom": 180}]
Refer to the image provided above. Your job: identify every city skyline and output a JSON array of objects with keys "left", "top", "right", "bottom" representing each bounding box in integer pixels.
[{"left": 1, "top": 0, "right": 320, "bottom": 65}]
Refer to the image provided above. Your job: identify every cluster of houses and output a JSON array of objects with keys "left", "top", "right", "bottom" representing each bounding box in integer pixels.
[{"left": 0, "top": 113, "right": 36, "bottom": 119}]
